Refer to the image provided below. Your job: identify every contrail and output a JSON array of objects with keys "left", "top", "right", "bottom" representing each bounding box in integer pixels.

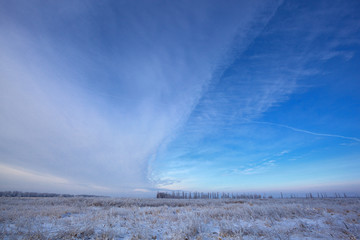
[{"left": 249, "top": 120, "right": 360, "bottom": 142}]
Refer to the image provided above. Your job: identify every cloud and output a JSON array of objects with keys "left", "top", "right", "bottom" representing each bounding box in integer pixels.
[
  {"left": 230, "top": 160, "right": 277, "bottom": 175},
  {"left": 0, "top": 1, "right": 284, "bottom": 195},
  {"left": 0, "top": 163, "right": 112, "bottom": 194},
  {"left": 250, "top": 121, "right": 360, "bottom": 143},
  {"left": 276, "top": 150, "right": 290, "bottom": 156},
  {"left": 151, "top": 0, "right": 360, "bottom": 190}
]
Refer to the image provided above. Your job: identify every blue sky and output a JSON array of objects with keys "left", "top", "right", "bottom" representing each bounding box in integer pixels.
[{"left": 0, "top": 0, "right": 359, "bottom": 196}]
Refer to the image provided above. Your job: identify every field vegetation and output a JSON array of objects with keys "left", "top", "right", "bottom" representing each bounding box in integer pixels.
[{"left": 1, "top": 197, "right": 359, "bottom": 239}]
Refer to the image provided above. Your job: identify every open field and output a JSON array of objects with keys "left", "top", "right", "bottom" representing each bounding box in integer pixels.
[{"left": 1, "top": 197, "right": 359, "bottom": 239}]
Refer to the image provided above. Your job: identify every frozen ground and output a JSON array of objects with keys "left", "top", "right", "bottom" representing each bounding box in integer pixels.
[{"left": 0, "top": 197, "right": 359, "bottom": 239}]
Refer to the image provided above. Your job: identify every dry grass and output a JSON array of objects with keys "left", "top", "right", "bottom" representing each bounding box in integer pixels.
[{"left": 0, "top": 197, "right": 359, "bottom": 239}]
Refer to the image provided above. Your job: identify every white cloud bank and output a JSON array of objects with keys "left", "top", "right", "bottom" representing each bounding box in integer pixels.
[{"left": 0, "top": 1, "right": 281, "bottom": 195}]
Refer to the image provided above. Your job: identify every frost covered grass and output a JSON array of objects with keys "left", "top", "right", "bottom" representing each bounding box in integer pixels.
[{"left": 0, "top": 197, "right": 359, "bottom": 239}]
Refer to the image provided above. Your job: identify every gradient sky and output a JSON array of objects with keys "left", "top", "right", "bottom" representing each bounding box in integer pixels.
[{"left": 1, "top": 0, "right": 359, "bottom": 196}]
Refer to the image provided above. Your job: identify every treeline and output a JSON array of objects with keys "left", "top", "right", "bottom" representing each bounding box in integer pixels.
[
  {"left": 157, "top": 191, "right": 357, "bottom": 199},
  {"left": 0, "top": 191, "right": 100, "bottom": 198},
  {"left": 156, "top": 191, "right": 262, "bottom": 199},
  {"left": 305, "top": 193, "right": 349, "bottom": 198}
]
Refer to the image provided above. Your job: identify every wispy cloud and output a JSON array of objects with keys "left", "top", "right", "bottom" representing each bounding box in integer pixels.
[
  {"left": 250, "top": 120, "right": 360, "bottom": 143},
  {"left": 230, "top": 160, "right": 277, "bottom": 175},
  {"left": 153, "top": 0, "right": 360, "bottom": 191}
]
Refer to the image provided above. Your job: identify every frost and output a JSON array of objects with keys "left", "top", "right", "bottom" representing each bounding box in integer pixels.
[{"left": 0, "top": 197, "right": 359, "bottom": 239}]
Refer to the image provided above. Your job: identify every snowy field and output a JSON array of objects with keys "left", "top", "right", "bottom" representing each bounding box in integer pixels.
[{"left": 0, "top": 197, "right": 359, "bottom": 239}]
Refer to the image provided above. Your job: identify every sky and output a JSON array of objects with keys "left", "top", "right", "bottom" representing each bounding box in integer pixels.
[{"left": 0, "top": 0, "right": 359, "bottom": 197}]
